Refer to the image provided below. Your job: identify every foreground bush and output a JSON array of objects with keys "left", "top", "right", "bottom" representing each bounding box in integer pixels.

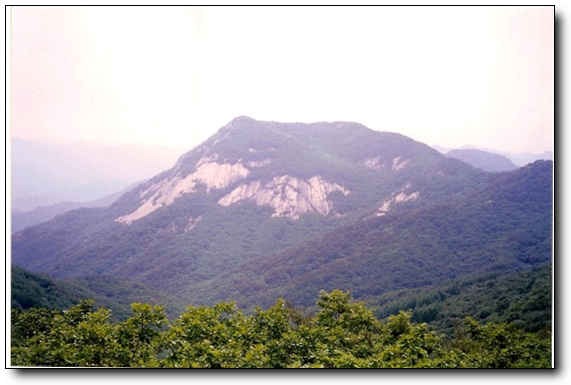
[{"left": 11, "top": 290, "right": 552, "bottom": 368}]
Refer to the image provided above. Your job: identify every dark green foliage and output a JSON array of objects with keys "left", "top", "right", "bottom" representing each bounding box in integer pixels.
[
  {"left": 453, "top": 317, "right": 552, "bottom": 368},
  {"left": 11, "top": 300, "right": 168, "bottom": 367},
  {"left": 11, "top": 265, "right": 77, "bottom": 311},
  {"left": 11, "top": 265, "right": 186, "bottom": 322},
  {"left": 372, "top": 264, "right": 552, "bottom": 336},
  {"left": 11, "top": 290, "right": 552, "bottom": 368}
]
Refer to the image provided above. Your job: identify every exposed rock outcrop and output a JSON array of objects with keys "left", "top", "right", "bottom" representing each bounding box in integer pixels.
[
  {"left": 375, "top": 184, "right": 419, "bottom": 217},
  {"left": 362, "top": 156, "right": 410, "bottom": 171},
  {"left": 116, "top": 159, "right": 250, "bottom": 224},
  {"left": 391, "top": 156, "right": 410, "bottom": 171},
  {"left": 218, "top": 175, "right": 350, "bottom": 220}
]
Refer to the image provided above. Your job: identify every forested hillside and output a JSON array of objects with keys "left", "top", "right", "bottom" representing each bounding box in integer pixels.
[
  {"left": 11, "top": 266, "right": 186, "bottom": 321},
  {"left": 370, "top": 264, "right": 552, "bottom": 336},
  {"left": 211, "top": 160, "right": 553, "bottom": 309},
  {"left": 12, "top": 262, "right": 551, "bottom": 333}
]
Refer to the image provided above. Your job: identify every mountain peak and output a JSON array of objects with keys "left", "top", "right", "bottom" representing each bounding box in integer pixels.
[
  {"left": 108, "top": 118, "right": 452, "bottom": 225},
  {"left": 229, "top": 115, "right": 258, "bottom": 124},
  {"left": 223, "top": 116, "right": 261, "bottom": 130}
]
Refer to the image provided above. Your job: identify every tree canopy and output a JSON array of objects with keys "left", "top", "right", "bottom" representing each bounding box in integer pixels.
[{"left": 11, "top": 290, "right": 552, "bottom": 368}]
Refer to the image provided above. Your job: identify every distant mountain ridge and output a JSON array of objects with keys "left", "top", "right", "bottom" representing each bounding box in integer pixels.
[
  {"left": 11, "top": 182, "right": 142, "bottom": 234},
  {"left": 432, "top": 144, "right": 553, "bottom": 167},
  {"left": 445, "top": 148, "right": 519, "bottom": 172},
  {"left": 11, "top": 138, "right": 187, "bottom": 212},
  {"left": 11, "top": 117, "right": 552, "bottom": 310}
]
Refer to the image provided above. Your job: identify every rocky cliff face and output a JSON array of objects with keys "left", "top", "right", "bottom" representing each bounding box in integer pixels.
[
  {"left": 117, "top": 161, "right": 350, "bottom": 223},
  {"left": 218, "top": 175, "right": 350, "bottom": 219},
  {"left": 116, "top": 157, "right": 251, "bottom": 224}
]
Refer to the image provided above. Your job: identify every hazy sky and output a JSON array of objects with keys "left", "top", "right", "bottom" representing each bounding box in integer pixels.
[{"left": 10, "top": 6, "right": 554, "bottom": 154}]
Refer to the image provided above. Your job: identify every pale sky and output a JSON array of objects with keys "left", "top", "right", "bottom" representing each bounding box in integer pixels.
[{"left": 9, "top": 5, "right": 554, "bottom": 154}]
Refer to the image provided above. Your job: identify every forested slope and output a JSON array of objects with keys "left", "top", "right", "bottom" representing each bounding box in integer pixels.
[
  {"left": 370, "top": 264, "right": 552, "bottom": 336},
  {"left": 11, "top": 265, "right": 186, "bottom": 321},
  {"left": 217, "top": 160, "right": 553, "bottom": 309}
]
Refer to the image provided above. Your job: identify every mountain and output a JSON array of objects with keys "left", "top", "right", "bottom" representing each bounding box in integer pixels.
[
  {"left": 11, "top": 117, "right": 553, "bottom": 310},
  {"left": 11, "top": 138, "right": 187, "bottom": 212},
  {"left": 11, "top": 182, "right": 141, "bottom": 234},
  {"left": 432, "top": 144, "right": 553, "bottom": 168},
  {"left": 444, "top": 148, "right": 519, "bottom": 172}
]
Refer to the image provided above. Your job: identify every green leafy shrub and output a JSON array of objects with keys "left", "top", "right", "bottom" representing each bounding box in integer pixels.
[{"left": 11, "top": 291, "right": 552, "bottom": 368}]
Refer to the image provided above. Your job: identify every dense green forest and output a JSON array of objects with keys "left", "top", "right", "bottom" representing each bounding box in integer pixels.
[
  {"left": 369, "top": 264, "right": 552, "bottom": 336},
  {"left": 12, "top": 263, "right": 552, "bottom": 334},
  {"left": 11, "top": 265, "right": 187, "bottom": 321},
  {"left": 11, "top": 290, "right": 551, "bottom": 368}
]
